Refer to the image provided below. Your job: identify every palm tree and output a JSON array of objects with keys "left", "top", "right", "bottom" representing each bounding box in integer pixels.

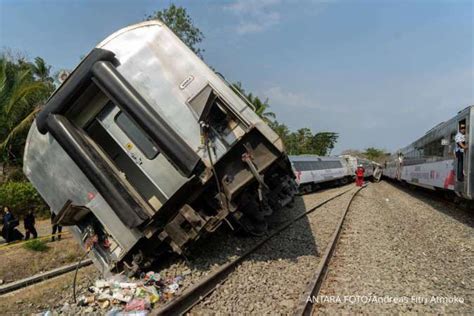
[
  {"left": 0, "top": 57, "right": 48, "bottom": 152},
  {"left": 31, "top": 57, "right": 52, "bottom": 83},
  {"left": 231, "top": 82, "right": 276, "bottom": 123},
  {"left": 248, "top": 94, "right": 276, "bottom": 123}
]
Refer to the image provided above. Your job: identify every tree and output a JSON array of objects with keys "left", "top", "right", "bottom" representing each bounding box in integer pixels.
[
  {"left": 341, "top": 149, "right": 363, "bottom": 156},
  {"left": 364, "top": 147, "right": 387, "bottom": 162},
  {"left": 269, "top": 120, "right": 290, "bottom": 141},
  {"left": 312, "top": 132, "right": 339, "bottom": 156},
  {"left": 31, "top": 57, "right": 53, "bottom": 83},
  {"left": 146, "top": 4, "right": 204, "bottom": 58},
  {"left": 0, "top": 54, "right": 54, "bottom": 165},
  {"left": 231, "top": 82, "right": 276, "bottom": 123}
]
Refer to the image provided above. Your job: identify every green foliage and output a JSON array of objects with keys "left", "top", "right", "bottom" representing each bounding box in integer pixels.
[
  {"left": 23, "top": 239, "right": 49, "bottom": 252},
  {"left": 146, "top": 4, "right": 204, "bottom": 58},
  {"left": 231, "top": 82, "right": 338, "bottom": 156},
  {"left": 0, "top": 181, "right": 47, "bottom": 215},
  {"left": 363, "top": 147, "right": 387, "bottom": 162},
  {"left": 232, "top": 82, "right": 276, "bottom": 123},
  {"left": 0, "top": 52, "right": 55, "bottom": 166},
  {"left": 281, "top": 127, "right": 339, "bottom": 156}
]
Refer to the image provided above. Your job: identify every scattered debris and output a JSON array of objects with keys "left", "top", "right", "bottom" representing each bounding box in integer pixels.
[{"left": 70, "top": 271, "right": 185, "bottom": 314}]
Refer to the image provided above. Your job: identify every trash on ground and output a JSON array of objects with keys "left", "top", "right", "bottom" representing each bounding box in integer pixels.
[{"left": 72, "top": 271, "right": 185, "bottom": 314}]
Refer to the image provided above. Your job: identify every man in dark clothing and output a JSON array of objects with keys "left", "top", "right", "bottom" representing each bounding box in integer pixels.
[
  {"left": 51, "top": 212, "right": 62, "bottom": 241},
  {"left": 2, "top": 206, "right": 13, "bottom": 242},
  {"left": 2, "top": 206, "right": 23, "bottom": 242},
  {"left": 24, "top": 209, "right": 38, "bottom": 240}
]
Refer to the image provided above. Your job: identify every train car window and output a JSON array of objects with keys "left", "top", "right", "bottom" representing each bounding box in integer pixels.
[
  {"left": 115, "top": 111, "right": 160, "bottom": 160},
  {"left": 424, "top": 138, "right": 444, "bottom": 158}
]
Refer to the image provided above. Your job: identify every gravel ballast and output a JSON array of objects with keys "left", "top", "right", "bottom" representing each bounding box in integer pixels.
[
  {"left": 0, "top": 185, "right": 353, "bottom": 314},
  {"left": 191, "top": 185, "right": 357, "bottom": 314},
  {"left": 317, "top": 181, "right": 473, "bottom": 314},
  {"left": 4, "top": 181, "right": 470, "bottom": 314}
]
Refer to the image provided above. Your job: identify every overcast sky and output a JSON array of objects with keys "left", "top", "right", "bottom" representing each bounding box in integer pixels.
[{"left": 1, "top": 0, "right": 473, "bottom": 154}]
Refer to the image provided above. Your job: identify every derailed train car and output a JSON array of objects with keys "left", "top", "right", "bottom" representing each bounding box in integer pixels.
[
  {"left": 339, "top": 155, "right": 376, "bottom": 178},
  {"left": 289, "top": 155, "right": 353, "bottom": 193},
  {"left": 23, "top": 21, "right": 297, "bottom": 274}
]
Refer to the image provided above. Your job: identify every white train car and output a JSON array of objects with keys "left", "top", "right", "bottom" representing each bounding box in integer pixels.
[
  {"left": 340, "top": 155, "right": 376, "bottom": 178},
  {"left": 290, "top": 155, "right": 353, "bottom": 193},
  {"left": 384, "top": 106, "right": 474, "bottom": 199}
]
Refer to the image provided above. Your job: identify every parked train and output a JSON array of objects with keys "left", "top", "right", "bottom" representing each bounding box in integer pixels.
[
  {"left": 384, "top": 106, "right": 474, "bottom": 199},
  {"left": 290, "top": 155, "right": 379, "bottom": 193},
  {"left": 23, "top": 21, "right": 297, "bottom": 275}
]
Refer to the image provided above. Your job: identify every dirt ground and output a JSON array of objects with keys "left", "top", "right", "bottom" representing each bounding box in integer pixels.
[
  {"left": 0, "top": 232, "right": 85, "bottom": 284},
  {"left": 0, "top": 265, "right": 99, "bottom": 314}
]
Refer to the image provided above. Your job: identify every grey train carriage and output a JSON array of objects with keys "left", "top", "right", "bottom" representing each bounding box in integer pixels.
[
  {"left": 23, "top": 21, "right": 297, "bottom": 275},
  {"left": 384, "top": 105, "right": 474, "bottom": 199},
  {"left": 340, "top": 155, "right": 376, "bottom": 178},
  {"left": 290, "top": 155, "right": 353, "bottom": 193}
]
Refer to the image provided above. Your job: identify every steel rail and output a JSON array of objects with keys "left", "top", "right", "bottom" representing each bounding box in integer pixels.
[
  {"left": 153, "top": 186, "right": 356, "bottom": 316},
  {"left": 294, "top": 185, "right": 364, "bottom": 316},
  {"left": 0, "top": 259, "right": 93, "bottom": 295}
]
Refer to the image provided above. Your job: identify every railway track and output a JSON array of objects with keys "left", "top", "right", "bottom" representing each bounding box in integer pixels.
[
  {"left": 295, "top": 186, "right": 363, "bottom": 315},
  {"left": 153, "top": 185, "right": 363, "bottom": 315},
  {"left": 0, "top": 259, "right": 93, "bottom": 295},
  {"left": 0, "top": 185, "right": 362, "bottom": 315}
]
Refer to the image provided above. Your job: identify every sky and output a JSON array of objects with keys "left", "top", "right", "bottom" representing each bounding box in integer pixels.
[{"left": 0, "top": 0, "right": 473, "bottom": 154}]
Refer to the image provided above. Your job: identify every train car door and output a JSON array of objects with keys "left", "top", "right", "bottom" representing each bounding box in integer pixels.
[{"left": 454, "top": 117, "right": 469, "bottom": 196}]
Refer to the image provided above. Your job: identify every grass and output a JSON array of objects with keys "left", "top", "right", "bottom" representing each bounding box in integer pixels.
[
  {"left": 0, "top": 237, "right": 85, "bottom": 284},
  {"left": 23, "top": 239, "right": 49, "bottom": 252}
]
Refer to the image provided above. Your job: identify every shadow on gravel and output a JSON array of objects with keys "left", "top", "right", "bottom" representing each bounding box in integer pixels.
[
  {"left": 149, "top": 193, "right": 321, "bottom": 273},
  {"left": 382, "top": 179, "right": 474, "bottom": 229}
]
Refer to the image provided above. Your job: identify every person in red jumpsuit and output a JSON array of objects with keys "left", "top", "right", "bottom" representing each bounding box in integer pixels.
[{"left": 355, "top": 164, "right": 365, "bottom": 186}]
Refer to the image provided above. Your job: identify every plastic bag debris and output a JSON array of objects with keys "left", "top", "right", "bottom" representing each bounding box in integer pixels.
[
  {"left": 124, "top": 298, "right": 150, "bottom": 311},
  {"left": 71, "top": 270, "right": 186, "bottom": 314}
]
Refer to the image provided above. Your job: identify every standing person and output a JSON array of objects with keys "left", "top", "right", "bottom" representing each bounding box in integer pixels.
[
  {"left": 2, "top": 206, "right": 13, "bottom": 242},
  {"left": 51, "top": 212, "right": 62, "bottom": 241},
  {"left": 356, "top": 164, "right": 365, "bottom": 187},
  {"left": 24, "top": 209, "right": 38, "bottom": 240},
  {"left": 455, "top": 124, "right": 468, "bottom": 182}
]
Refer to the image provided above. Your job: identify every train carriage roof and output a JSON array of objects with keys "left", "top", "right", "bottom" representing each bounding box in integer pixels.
[{"left": 289, "top": 155, "right": 343, "bottom": 162}]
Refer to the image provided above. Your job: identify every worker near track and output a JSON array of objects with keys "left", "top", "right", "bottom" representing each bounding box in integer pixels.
[
  {"left": 355, "top": 164, "right": 365, "bottom": 187},
  {"left": 24, "top": 209, "right": 38, "bottom": 240},
  {"left": 455, "top": 124, "right": 468, "bottom": 182}
]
